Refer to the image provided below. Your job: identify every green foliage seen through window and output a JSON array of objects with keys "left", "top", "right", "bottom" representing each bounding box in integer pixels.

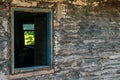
[{"left": 24, "top": 31, "right": 35, "bottom": 45}]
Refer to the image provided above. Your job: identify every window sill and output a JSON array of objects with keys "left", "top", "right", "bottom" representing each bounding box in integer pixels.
[{"left": 8, "top": 69, "right": 54, "bottom": 79}]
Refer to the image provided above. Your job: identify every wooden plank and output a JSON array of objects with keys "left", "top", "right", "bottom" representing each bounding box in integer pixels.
[{"left": 8, "top": 69, "right": 54, "bottom": 79}]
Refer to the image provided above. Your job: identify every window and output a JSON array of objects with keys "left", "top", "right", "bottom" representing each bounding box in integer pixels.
[
  {"left": 11, "top": 8, "right": 53, "bottom": 74},
  {"left": 23, "top": 24, "right": 35, "bottom": 46}
]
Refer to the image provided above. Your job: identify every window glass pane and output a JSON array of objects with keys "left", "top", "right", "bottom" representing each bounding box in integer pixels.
[
  {"left": 23, "top": 24, "right": 34, "bottom": 30},
  {"left": 24, "top": 31, "right": 35, "bottom": 45}
]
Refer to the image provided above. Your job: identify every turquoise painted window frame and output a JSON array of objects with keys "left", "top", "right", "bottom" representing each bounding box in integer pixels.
[{"left": 11, "top": 8, "right": 53, "bottom": 74}]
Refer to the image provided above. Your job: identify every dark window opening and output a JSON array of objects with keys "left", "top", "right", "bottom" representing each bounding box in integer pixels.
[{"left": 13, "top": 10, "right": 51, "bottom": 69}]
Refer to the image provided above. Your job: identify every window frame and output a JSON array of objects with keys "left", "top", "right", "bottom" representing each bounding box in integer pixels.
[{"left": 11, "top": 8, "right": 53, "bottom": 74}]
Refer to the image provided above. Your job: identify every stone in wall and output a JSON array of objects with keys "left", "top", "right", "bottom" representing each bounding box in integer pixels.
[
  {"left": 12, "top": 0, "right": 37, "bottom": 7},
  {"left": 0, "top": 12, "right": 9, "bottom": 80}
]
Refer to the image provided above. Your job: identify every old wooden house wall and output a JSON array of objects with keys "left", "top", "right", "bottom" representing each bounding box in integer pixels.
[{"left": 0, "top": 0, "right": 120, "bottom": 80}]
